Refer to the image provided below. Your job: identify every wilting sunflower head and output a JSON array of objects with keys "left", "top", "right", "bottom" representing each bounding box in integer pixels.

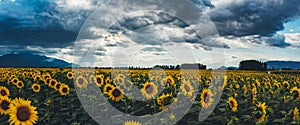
[
  {"left": 123, "top": 120, "right": 142, "bottom": 125},
  {"left": 293, "top": 107, "right": 299, "bottom": 120},
  {"left": 108, "top": 87, "right": 124, "bottom": 102},
  {"left": 9, "top": 97, "right": 38, "bottom": 125},
  {"left": 227, "top": 97, "right": 238, "bottom": 112},
  {"left": 200, "top": 88, "right": 214, "bottom": 109},
  {"left": 0, "top": 96, "right": 11, "bottom": 115},
  {"left": 141, "top": 81, "right": 158, "bottom": 99},
  {"left": 31, "top": 84, "right": 41, "bottom": 93},
  {"left": 0, "top": 86, "right": 10, "bottom": 97}
]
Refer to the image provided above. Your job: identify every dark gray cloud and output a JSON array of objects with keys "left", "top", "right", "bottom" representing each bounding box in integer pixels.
[{"left": 209, "top": 0, "right": 300, "bottom": 37}]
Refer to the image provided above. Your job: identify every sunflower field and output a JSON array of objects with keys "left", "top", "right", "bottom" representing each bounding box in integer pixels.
[{"left": 0, "top": 68, "right": 300, "bottom": 125}]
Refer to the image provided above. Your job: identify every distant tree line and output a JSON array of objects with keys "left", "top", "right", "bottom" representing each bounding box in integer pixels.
[{"left": 239, "top": 60, "right": 267, "bottom": 71}]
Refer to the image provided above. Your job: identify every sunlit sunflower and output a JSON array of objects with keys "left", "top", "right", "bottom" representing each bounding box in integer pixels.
[
  {"left": 0, "top": 86, "right": 10, "bottom": 97},
  {"left": 227, "top": 97, "right": 238, "bottom": 112},
  {"left": 106, "top": 77, "right": 112, "bottom": 84},
  {"left": 290, "top": 87, "right": 300, "bottom": 100},
  {"left": 108, "top": 87, "right": 124, "bottom": 102},
  {"left": 9, "top": 97, "right": 38, "bottom": 125},
  {"left": 255, "top": 102, "right": 267, "bottom": 122},
  {"left": 180, "top": 80, "right": 194, "bottom": 97},
  {"left": 293, "top": 107, "right": 299, "bottom": 120},
  {"left": 157, "top": 93, "right": 176, "bottom": 106},
  {"left": 54, "top": 82, "right": 62, "bottom": 91},
  {"left": 282, "top": 81, "right": 290, "bottom": 89},
  {"left": 161, "top": 76, "right": 175, "bottom": 87},
  {"left": 33, "top": 75, "right": 41, "bottom": 82},
  {"left": 141, "top": 81, "right": 158, "bottom": 99},
  {"left": 95, "top": 75, "right": 105, "bottom": 87},
  {"left": 88, "top": 75, "right": 97, "bottom": 84},
  {"left": 103, "top": 84, "right": 114, "bottom": 95},
  {"left": 0, "top": 96, "right": 11, "bottom": 115},
  {"left": 76, "top": 76, "right": 88, "bottom": 88},
  {"left": 59, "top": 85, "right": 70, "bottom": 96},
  {"left": 200, "top": 88, "right": 214, "bottom": 108},
  {"left": 31, "top": 84, "right": 40, "bottom": 93},
  {"left": 66, "top": 72, "right": 74, "bottom": 80},
  {"left": 49, "top": 79, "right": 57, "bottom": 88},
  {"left": 123, "top": 120, "right": 142, "bottom": 125},
  {"left": 16, "top": 81, "right": 24, "bottom": 89},
  {"left": 11, "top": 78, "right": 19, "bottom": 85}
]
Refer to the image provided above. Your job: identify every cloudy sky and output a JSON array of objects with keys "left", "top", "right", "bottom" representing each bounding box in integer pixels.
[{"left": 0, "top": 0, "right": 300, "bottom": 68}]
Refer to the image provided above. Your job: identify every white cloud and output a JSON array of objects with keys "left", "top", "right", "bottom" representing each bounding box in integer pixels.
[{"left": 284, "top": 33, "right": 300, "bottom": 47}]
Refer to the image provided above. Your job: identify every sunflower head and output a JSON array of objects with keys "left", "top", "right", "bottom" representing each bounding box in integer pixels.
[
  {"left": 0, "top": 86, "right": 10, "bottom": 97},
  {"left": 16, "top": 81, "right": 24, "bottom": 89},
  {"left": 66, "top": 72, "right": 74, "bottom": 80},
  {"left": 0, "top": 96, "right": 11, "bottom": 115},
  {"left": 108, "top": 87, "right": 124, "bottom": 102},
  {"left": 255, "top": 102, "right": 267, "bottom": 122},
  {"left": 103, "top": 84, "right": 114, "bottom": 95},
  {"left": 227, "top": 97, "right": 238, "bottom": 112},
  {"left": 76, "top": 76, "right": 88, "bottom": 89},
  {"left": 31, "top": 84, "right": 41, "bottom": 93},
  {"left": 96, "top": 75, "right": 105, "bottom": 87},
  {"left": 141, "top": 81, "right": 158, "bottom": 99},
  {"left": 290, "top": 87, "right": 300, "bottom": 100},
  {"left": 180, "top": 80, "right": 194, "bottom": 97},
  {"left": 59, "top": 85, "right": 70, "bottom": 96},
  {"left": 200, "top": 88, "right": 214, "bottom": 109},
  {"left": 9, "top": 97, "right": 38, "bottom": 125},
  {"left": 123, "top": 120, "right": 142, "bottom": 125}
]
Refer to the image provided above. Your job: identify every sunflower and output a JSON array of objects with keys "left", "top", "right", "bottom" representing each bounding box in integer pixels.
[
  {"left": 161, "top": 76, "right": 175, "bottom": 87},
  {"left": 227, "top": 97, "right": 238, "bottom": 112},
  {"left": 180, "top": 80, "right": 194, "bottom": 97},
  {"left": 88, "top": 75, "right": 97, "bottom": 84},
  {"left": 54, "top": 82, "right": 62, "bottom": 91},
  {"left": 66, "top": 72, "right": 74, "bottom": 80},
  {"left": 290, "top": 87, "right": 300, "bottom": 100},
  {"left": 75, "top": 76, "right": 88, "bottom": 88},
  {"left": 282, "top": 81, "right": 290, "bottom": 89},
  {"left": 95, "top": 75, "right": 105, "bottom": 87},
  {"left": 293, "top": 107, "right": 299, "bottom": 120},
  {"left": 9, "top": 97, "right": 38, "bottom": 125},
  {"left": 141, "top": 81, "right": 158, "bottom": 99},
  {"left": 200, "top": 88, "right": 214, "bottom": 108},
  {"left": 16, "top": 81, "right": 24, "bottom": 89},
  {"left": 49, "top": 79, "right": 57, "bottom": 88},
  {"left": 11, "top": 78, "right": 19, "bottom": 85},
  {"left": 157, "top": 93, "right": 176, "bottom": 106},
  {"left": 103, "top": 84, "right": 114, "bottom": 95},
  {"left": 59, "top": 85, "right": 70, "bottom": 96},
  {"left": 108, "top": 87, "right": 124, "bottom": 102},
  {"left": 0, "top": 96, "right": 11, "bottom": 115},
  {"left": 255, "top": 102, "right": 267, "bottom": 122},
  {"left": 31, "top": 84, "right": 40, "bottom": 93},
  {"left": 33, "top": 75, "right": 41, "bottom": 82},
  {"left": 0, "top": 86, "right": 10, "bottom": 97},
  {"left": 44, "top": 78, "right": 51, "bottom": 86},
  {"left": 123, "top": 120, "right": 142, "bottom": 125}
]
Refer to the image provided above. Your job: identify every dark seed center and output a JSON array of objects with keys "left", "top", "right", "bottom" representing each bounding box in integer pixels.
[
  {"left": 78, "top": 78, "right": 84, "bottom": 85},
  {"left": 62, "top": 88, "right": 68, "bottom": 93},
  {"left": 145, "top": 85, "right": 154, "bottom": 94},
  {"left": 0, "top": 90, "right": 6, "bottom": 96},
  {"left": 17, "top": 107, "right": 30, "bottom": 121},
  {"left": 1, "top": 100, "right": 9, "bottom": 110},
  {"left": 112, "top": 89, "right": 121, "bottom": 97},
  {"left": 184, "top": 84, "right": 190, "bottom": 92},
  {"left": 34, "top": 86, "right": 39, "bottom": 90}
]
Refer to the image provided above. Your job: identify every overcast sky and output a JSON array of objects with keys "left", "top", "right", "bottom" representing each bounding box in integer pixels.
[{"left": 0, "top": 0, "right": 300, "bottom": 68}]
